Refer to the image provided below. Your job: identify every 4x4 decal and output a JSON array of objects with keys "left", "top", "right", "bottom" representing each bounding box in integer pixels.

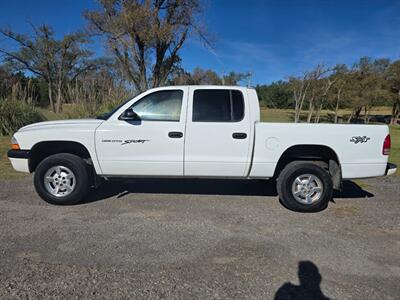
[{"left": 350, "top": 136, "right": 370, "bottom": 144}]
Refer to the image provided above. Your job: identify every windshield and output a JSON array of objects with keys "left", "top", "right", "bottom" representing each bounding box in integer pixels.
[{"left": 96, "top": 98, "right": 132, "bottom": 120}]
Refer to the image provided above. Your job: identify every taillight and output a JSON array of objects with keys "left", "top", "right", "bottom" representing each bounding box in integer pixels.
[{"left": 383, "top": 134, "right": 391, "bottom": 155}]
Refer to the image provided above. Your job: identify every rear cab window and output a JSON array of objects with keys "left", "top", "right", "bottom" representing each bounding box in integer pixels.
[{"left": 192, "top": 89, "right": 244, "bottom": 122}]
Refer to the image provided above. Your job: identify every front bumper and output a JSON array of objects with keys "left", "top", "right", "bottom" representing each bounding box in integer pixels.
[
  {"left": 7, "top": 149, "right": 30, "bottom": 173},
  {"left": 7, "top": 149, "right": 30, "bottom": 159},
  {"left": 385, "top": 163, "right": 397, "bottom": 176}
]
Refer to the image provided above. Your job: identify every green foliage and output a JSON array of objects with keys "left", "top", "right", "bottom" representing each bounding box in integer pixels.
[
  {"left": 256, "top": 81, "right": 293, "bottom": 108},
  {"left": 60, "top": 97, "right": 128, "bottom": 120},
  {"left": 168, "top": 67, "right": 252, "bottom": 86},
  {"left": 0, "top": 100, "right": 45, "bottom": 136},
  {"left": 63, "top": 104, "right": 93, "bottom": 119},
  {"left": 389, "top": 125, "right": 400, "bottom": 175},
  {"left": 98, "top": 98, "right": 127, "bottom": 115},
  {"left": 0, "top": 135, "right": 29, "bottom": 180}
]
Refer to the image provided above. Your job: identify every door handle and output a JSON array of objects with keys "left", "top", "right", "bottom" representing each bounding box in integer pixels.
[
  {"left": 232, "top": 132, "right": 247, "bottom": 139},
  {"left": 168, "top": 131, "right": 183, "bottom": 138}
]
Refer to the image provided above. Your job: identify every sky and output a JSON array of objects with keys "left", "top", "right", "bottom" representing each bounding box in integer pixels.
[{"left": 0, "top": 0, "right": 399, "bottom": 84}]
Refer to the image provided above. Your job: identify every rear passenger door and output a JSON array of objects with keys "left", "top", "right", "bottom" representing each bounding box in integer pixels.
[{"left": 184, "top": 87, "right": 252, "bottom": 177}]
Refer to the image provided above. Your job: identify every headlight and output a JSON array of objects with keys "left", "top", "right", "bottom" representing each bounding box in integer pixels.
[{"left": 11, "top": 136, "right": 20, "bottom": 150}]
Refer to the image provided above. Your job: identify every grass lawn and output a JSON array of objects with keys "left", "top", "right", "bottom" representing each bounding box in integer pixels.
[
  {"left": 389, "top": 125, "right": 400, "bottom": 174},
  {"left": 0, "top": 136, "right": 29, "bottom": 180},
  {"left": 0, "top": 108, "right": 399, "bottom": 180}
]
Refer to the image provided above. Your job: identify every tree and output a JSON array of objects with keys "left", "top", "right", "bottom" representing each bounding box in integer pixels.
[
  {"left": 386, "top": 60, "right": 400, "bottom": 125},
  {"left": 0, "top": 24, "right": 94, "bottom": 113},
  {"left": 85, "top": 0, "right": 206, "bottom": 92},
  {"left": 304, "top": 64, "right": 334, "bottom": 123},
  {"left": 190, "top": 67, "right": 221, "bottom": 84},
  {"left": 167, "top": 67, "right": 250, "bottom": 86},
  {"left": 350, "top": 58, "right": 390, "bottom": 123},
  {"left": 289, "top": 71, "right": 312, "bottom": 123},
  {"left": 223, "top": 71, "right": 251, "bottom": 86},
  {"left": 256, "top": 81, "right": 292, "bottom": 108},
  {"left": 0, "top": 64, "right": 13, "bottom": 99},
  {"left": 66, "top": 61, "right": 131, "bottom": 116},
  {"left": 327, "top": 64, "right": 349, "bottom": 123}
]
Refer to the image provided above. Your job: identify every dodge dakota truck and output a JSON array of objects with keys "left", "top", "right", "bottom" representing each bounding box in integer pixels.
[{"left": 7, "top": 86, "right": 397, "bottom": 212}]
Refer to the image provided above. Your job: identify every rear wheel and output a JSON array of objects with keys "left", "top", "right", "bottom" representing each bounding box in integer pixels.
[
  {"left": 277, "top": 162, "right": 333, "bottom": 212},
  {"left": 34, "top": 153, "right": 90, "bottom": 205}
]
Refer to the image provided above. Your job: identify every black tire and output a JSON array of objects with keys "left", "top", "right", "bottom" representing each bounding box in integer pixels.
[
  {"left": 277, "top": 161, "right": 333, "bottom": 212},
  {"left": 34, "top": 153, "right": 90, "bottom": 205}
]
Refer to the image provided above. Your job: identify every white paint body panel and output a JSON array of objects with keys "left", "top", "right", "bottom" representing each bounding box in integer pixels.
[
  {"left": 184, "top": 86, "right": 253, "bottom": 177},
  {"left": 95, "top": 86, "right": 188, "bottom": 176},
  {"left": 9, "top": 158, "right": 30, "bottom": 172},
  {"left": 13, "top": 119, "right": 104, "bottom": 174},
  {"left": 250, "top": 123, "right": 389, "bottom": 179},
  {"left": 9, "top": 85, "right": 391, "bottom": 180}
]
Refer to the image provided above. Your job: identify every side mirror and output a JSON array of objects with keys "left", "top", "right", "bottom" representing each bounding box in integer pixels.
[{"left": 119, "top": 108, "right": 140, "bottom": 121}]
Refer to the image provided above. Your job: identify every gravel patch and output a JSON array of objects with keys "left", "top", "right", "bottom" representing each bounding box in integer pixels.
[{"left": 0, "top": 176, "right": 399, "bottom": 299}]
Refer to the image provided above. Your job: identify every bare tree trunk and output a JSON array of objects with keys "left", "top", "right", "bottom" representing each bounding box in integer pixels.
[
  {"left": 56, "top": 82, "right": 62, "bottom": 113},
  {"left": 390, "top": 93, "right": 400, "bottom": 125},
  {"left": 306, "top": 97, "right": 314, "bottom": 123},
  {"left": 314, "top": 103, "right": 323, "bottom": 123},
  {"left": 48, "top": 80, "right": 55, "bottom": 112},
  {"left": 295, "top": 92, "right": 308, "bottom": 123},
  {"left": 364, "top": 106, "right": 369, "bottom": 124},
  {"left": 334, "top": 88, "right": 341, "bottom": 123},
  {"left": 354, "top": 107, "right": 362, "bottom": 120},
  {"left": 294, "top": 103, "right": 300, "bottom": 123},
  {"left": 347, "top": 109, "right": 357, "bottom": 123}
]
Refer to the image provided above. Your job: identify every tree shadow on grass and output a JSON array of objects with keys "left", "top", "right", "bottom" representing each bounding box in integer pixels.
[{"left": 81, "top": 178, "right": 373, "bottom": 205}]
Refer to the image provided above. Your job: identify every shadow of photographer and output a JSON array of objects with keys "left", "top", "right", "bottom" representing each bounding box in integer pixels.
[{"left": 275, "top": 261, "right": 330, "bottom": 300}]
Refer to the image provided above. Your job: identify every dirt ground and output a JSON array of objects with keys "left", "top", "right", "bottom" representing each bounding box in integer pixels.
[{"left": 0, "top": 176, "right": 399, "bottom": 299}]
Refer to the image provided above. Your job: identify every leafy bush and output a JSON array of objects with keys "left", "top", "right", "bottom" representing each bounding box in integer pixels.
[
  {"left": 0, "top": 99, "right": 45, "bottom": 136},
  {"left": 62, "top": 96, "right": 129, "bottom": 120},
  {"left": 98, "top": 98, "right": 127, "bottom": 115},
  {"left": 63, "top": 103, "right": 92, "bottom": 119}
]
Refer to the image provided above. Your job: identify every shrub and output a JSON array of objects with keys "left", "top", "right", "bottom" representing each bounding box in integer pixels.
[
  {"left": 63, "top": 97, "right": 129, "bottom": 120},
  {"left": 63, "top": 103, "right": 92, "bottom": 119},
  {"left": 0, "top": 99, "right": 45, "bottom": 136}
]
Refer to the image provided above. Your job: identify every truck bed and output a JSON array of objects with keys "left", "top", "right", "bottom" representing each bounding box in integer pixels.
[{"left": 250, "top": 122, "right": 389, "bottom": 179}]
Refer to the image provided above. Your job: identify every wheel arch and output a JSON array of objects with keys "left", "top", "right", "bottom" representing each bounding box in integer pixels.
[
  {"left": 29, "top": 141, "right": 93, "bottom": 173},
  {"left": 273, "top": 144, "right": 342, "bottom": 190}
]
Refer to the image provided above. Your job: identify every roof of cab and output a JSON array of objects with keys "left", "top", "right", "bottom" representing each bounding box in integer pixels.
[{"left": 150, "top": 85, "right": 254, "bottom": 90}]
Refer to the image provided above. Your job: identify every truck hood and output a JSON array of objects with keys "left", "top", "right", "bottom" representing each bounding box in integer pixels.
[{"left": 18, "top": 119, "right": 104, "bottom": 132}]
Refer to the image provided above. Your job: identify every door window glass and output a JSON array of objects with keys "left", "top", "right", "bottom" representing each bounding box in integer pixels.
[
  {"left": 192, "top": 89, "right": 244, "bottom": 122},
  {"left": 130, "top": 90, "right": 183, "bottom": 121}
]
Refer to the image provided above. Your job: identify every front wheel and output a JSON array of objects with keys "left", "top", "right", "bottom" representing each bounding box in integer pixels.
[
  {"left": 34, "top": 153, "right": 90, "bottom": 205},
  {"left": 277, "top": 162, "right": 333, "bottom": 212}
]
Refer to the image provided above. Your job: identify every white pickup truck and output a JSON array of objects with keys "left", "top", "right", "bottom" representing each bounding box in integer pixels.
[{"left": 8, "top": 86, "right": 397, "bottom": 212}]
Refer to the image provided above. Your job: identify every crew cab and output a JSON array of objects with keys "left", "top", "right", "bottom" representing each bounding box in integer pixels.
[{"left": 7, "top": 86, "right": 397, "bottom": 212}]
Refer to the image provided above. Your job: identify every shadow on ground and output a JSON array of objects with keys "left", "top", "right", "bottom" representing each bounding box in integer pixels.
[
  {"left": 82, "top": 178, "right": 374, "bottom": 205},
  {"left": 275, "top": 261, "right": 330, "bottom": 300}
]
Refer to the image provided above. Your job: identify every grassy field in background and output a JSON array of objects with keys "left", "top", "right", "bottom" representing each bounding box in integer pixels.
[
  {"left": 260, "top": 107, "right": 393, "bottom": 123},
  {"left": 0, "top": 136, "right": 29, "bottom": 180},
  {"left": 389, "top": 126, "right": 400, "bottom": 173},
  {"left": 0, "top": 107, "right": 399, "bottom": 180}
]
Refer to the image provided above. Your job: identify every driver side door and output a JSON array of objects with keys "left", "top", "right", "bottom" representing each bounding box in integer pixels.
[{"left": 95, "top": 87, "right": 188, "bottom": 176}]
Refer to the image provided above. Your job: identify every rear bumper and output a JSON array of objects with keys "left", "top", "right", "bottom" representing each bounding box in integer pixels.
[
  {"left": 385, "top": 163, "right": 397, "bottom": 176},
  {"left": 7, "top": 149, "right": 30, "bottom": 173}
]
